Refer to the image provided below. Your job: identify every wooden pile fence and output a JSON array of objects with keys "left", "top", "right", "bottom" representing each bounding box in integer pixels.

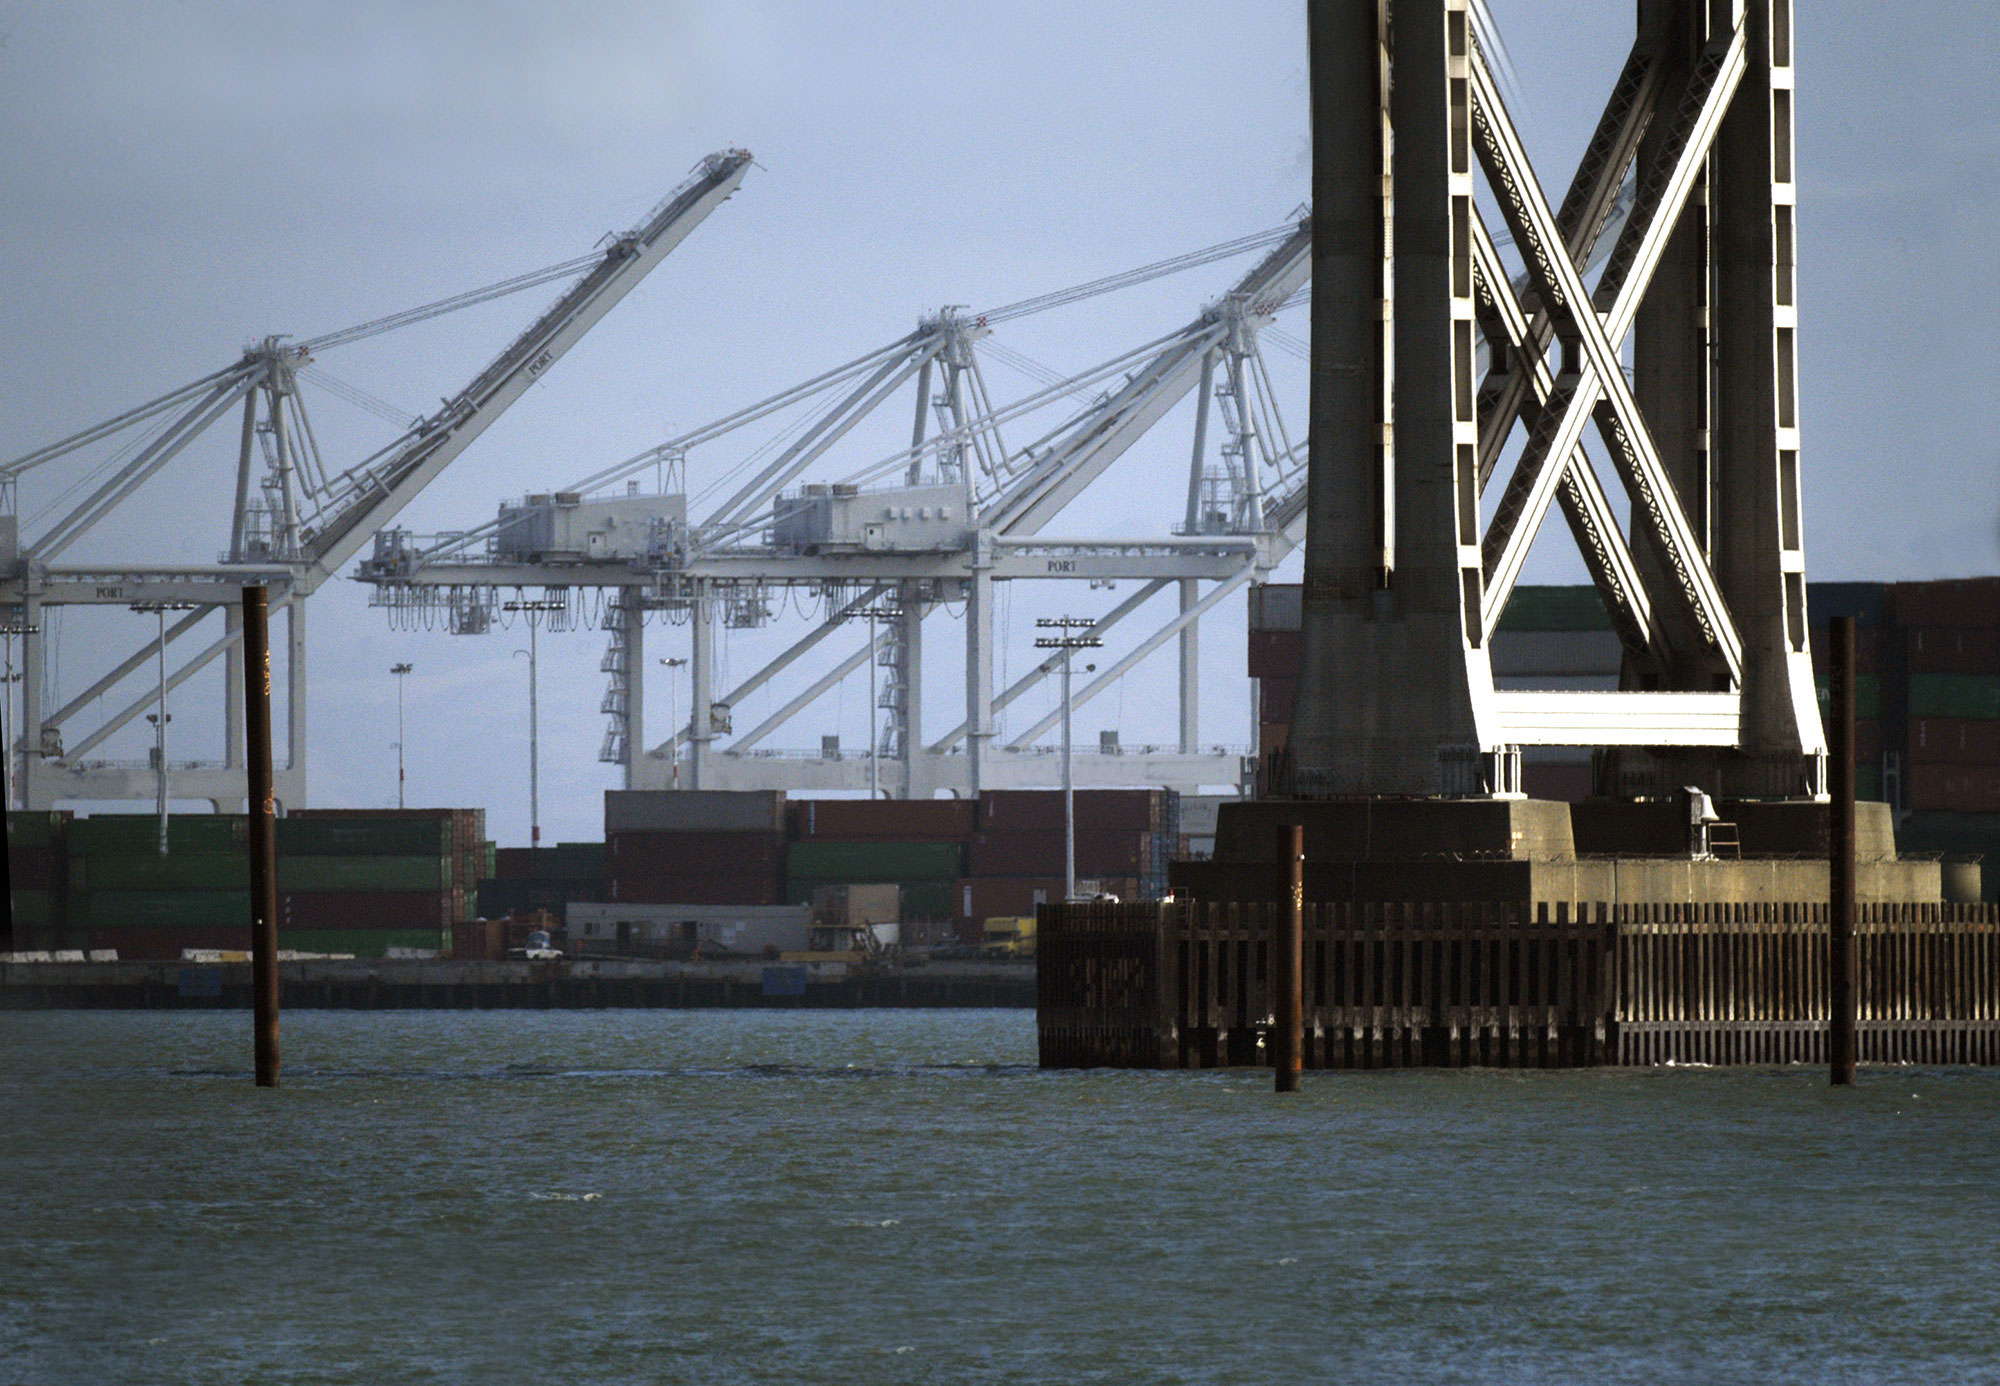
[{"left": 1037, "top": 900, "right": 2000, "bottom": 1069}]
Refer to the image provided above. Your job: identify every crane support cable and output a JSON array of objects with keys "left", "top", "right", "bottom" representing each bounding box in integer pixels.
[
  {"left": 299, "top": 251, "right": 606, "bottom": 353},
  {"left": 976, "top": 223, "right": 1296, "bottom": 326}
]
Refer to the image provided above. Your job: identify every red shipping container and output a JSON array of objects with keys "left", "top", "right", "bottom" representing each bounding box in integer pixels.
[
  {"left": 1810, "top": 626, "right": 1882, "bottom": 674},
  {"left": 1906, "top": 763, "right": 2000, "bottom": 813},
  {"left": 1855, "top": 719, "right": 1885, "bottom": 765},
  {"left": 1522, "top": 762, "right": 1594, "bottom": 802},
  {"left": 789, "top": 798, "right": 977, "bottom": 842},
  {"left": 1247, "top": 630, "right": 1302, "bottom": 680},
  {"left": 1909, "top": 719, "right": 2000, "bottom": 767},
  {"left": 279, "top": 890, "right": 451, "bottom": 931},
  {"left": 1907, "top": 626, "right": 2000, "bottom": 675},
  {"left": 1893, "top": 579, "right": 2000, "bottom": 630}
]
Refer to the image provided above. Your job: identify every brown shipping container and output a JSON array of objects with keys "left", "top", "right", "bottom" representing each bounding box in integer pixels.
[
  {"left": 1810, "top": 626, "right": 1883, "bottom": 674},
  {"left": 789, "top": 798, "right": 977, "bottom": 842},
  {"left": 610, "top": 874, "right": 784, "bottom": 906},
  {"left": 451, "top": 919, "right": 507, "bottom": 960},
  {"left": 7, "top": 847, "right": 66, "bottom": 891},
  {"left": 1855, "top": 719, "right": 1885, "bottom": 765},
  {"left": 1260, "top": 676, "right": 1297, "bottom": 724},
  {"left": 1522, "top": 762, "right": 1594, "bottom": 802},
  {"left": 1907, "top": 626, "right": 2000, "bottom": 675},
  {"left": 1893, "top": 578, "right": 2000, "bottom": 630},
  {"left": 86, "top": 927, "right": 247, "bottom": 960},
  {"left": 1909, "top": 718, "right": 2000, "bottom": 767},
  {"left": 979, "top": 789, "right": 1166, "bottom": 835},
  {"left": 605, "top": 790, "right": 786, "bottom": 835},
  {"left": 279, "top": 890, "right": 451, "bottom": 932},
  {"left": 609, "top": 831, "right": 785, "bottom": 876},
  {"left": 966, "top": 829, "right": 1157, "bottom": 879},
  {"left": 1907, "top": 763, "right": 2000, "bottom": 814},
  {"left": 1247, "top": 630, "right": 1301, "bottom": 680}
]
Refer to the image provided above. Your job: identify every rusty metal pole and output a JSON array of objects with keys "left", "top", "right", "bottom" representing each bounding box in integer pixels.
[
  {"left": 1275, "top": 824, "right": 1304, "bottom": 1092},
  {"left": 244, "top": 586, "right": 280, "bottom": 1088},
  {"left": 1829, "top": 615, "right": 1857, "bottom": 1086}
]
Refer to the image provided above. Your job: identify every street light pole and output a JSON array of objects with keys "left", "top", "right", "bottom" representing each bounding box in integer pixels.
[
  {"left": 660, "top": 656, "right": 687, "bottom": 789},
  {"left": 390, "top": 663, "right": 413, "bottom": 809},
  {"left": 1036, "top": 617, "right": 1102, "bottom": 901},
  {"left": 132, "top": 601, "right": 195, "bottom": 856},
  {"left": 504, "top": 599, "right": 566, "bottom": 849},
  {"left": 0, "top": 621, "right": 39, "bottom": 812}
]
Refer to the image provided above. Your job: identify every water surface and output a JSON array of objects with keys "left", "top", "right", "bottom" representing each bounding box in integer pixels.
[{"left": 3, "top": 1010, "right": 1997, "bottom": 1383}]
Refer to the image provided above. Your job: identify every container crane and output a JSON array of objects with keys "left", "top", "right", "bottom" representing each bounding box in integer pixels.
[{"left": 0, "top": 149, "right": 753, "bottom": 810}]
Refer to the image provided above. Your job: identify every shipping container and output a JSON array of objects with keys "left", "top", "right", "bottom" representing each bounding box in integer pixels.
[
  {"left": 82, "top": 890, "right": 250, "bottom": 930},
  {"left": 1247, "top": 630, "right": 1301, "bottom": 681},
  {"left": 1906, "top": 763, "right": 2000, "bottom": 814},
  {"left": 609, "top": 830, "right": 785, "bottom": 876},
  {"left": 1907, "top": 673, "right": 2000, "bottom": 722},
  {"left": 787, "top": 798, "right": 977, "bottom": 842},
  {"left": 84, "top": 926, "right": 248, "bottom": 960},
  {"left": 279, "top": 890, "right": 452, "bottom": 931},
  {"left": 276, "top": 815, "right": 453, "bottom": 857},
  {"left": 69, "top": 815, "right": 245, "bottom": 856},
  {"left": 274, "top": 855, "right": 452, "bottom": 893},
  {"left": 966, "top": 828, "right": 1160, "bottom": 880},
  {"left": 612, "top": 874, "right": 785, "bottom": 906},
  {"left": 899, "top": 880, "right": 955, "bottom": 918},
  {"left": 605, "top": 789, "right": 786, "bottom": 835},
  {"left": 1892, "top": 578, "right": 2000, "bottom": 629},
  {"left": 1259, "top": 677, "right": 1297, "bottom": 724},
  {"left": 8, "top": 889, "right": 61, "bottom": 931},
  {"left": 1489, "top": 629, "right": 1625, "bottom": 679},
  {"left": 1521, "top": 762, "right": 1595, "bottom": 802},
  {"left": 1815, "top": 673, "right": 1883, "bottom": 721},
  {"left": 1247, "top": 582, "right": 1303, "bottom": 633},
  {"left": 276, "top": 928, "right": 444, "bottom": 958},
  {"left": 1905, "top": 627, "right": 2000, "bottom": 675},
  {"left": 1806, "top": 581, "right": 1892, "bottom": 630},
  {"left": 6, "top": 811, "right": 70, "bottom": 853},
  {"left": 451, "top": 918, "right": 508, "bottom": 960},
  {"left": 475, "top": 877, "right": 599, "bottom": 921},
  {"left": 1495, "top": 586, "right": 1614, "bottom": 633},
  {"left": 978, "top": 789, "right": 1171, "bottom": 835},
  {"left": 785, "top": 839, "right": 965, "bottom": 883},
  {"left": 494, "top": 842, "right": 607, "bottom": 881},
  {"left": 956, "top": 876, "right": 1064, "bottom": 928},
  {"left": 1895, "top": 812, "right": 2000, "bottom": 902},
  {"left": 7, "top": 846, "right": 66, "bottom": 892},
  {"left": 1909, "top": 718, "right": 2000, "bottom": 767},
  {"left": 1810, "top": 625, "right": 1884, "bottom": 675},
  {"left": 73, "top": 851, "right": 248, "bottom": 893}
]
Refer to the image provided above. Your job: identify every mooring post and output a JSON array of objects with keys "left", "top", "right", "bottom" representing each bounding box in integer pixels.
[
  {"left": 1275, "top": 823, "right": 1304, "bottom": 1092},
  {"left": 244, "top": 585, "right": 280, "bottom": 1088},
  {"left": 1829, "top": 614, "right": 1857, "bottom": 1086}
]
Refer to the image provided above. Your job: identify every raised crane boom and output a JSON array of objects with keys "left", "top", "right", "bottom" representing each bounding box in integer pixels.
[{"left": 297, "top": 148, "right": 754, "bottom": 591}]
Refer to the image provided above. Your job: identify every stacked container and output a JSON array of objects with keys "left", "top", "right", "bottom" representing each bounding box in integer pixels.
[
  {"left": 605, "top": 791, "right": 787, "bottom": 904},
  {"left": 957, "top": 789, "right": 1178, "bottom": 937},
  {"left": 477, "top": 841, "right": 606, "bottom": 924},
  {"left": 60, "top": 808, "right": 489, "bottom": 959},
  {"left": 6, "top": 811, "right": 73, "bottom": 951}
]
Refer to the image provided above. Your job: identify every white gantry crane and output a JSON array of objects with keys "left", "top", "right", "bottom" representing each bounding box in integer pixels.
[
  {"left": 360, "top": 216, "right": 1314, "bottom": 798},
  {"left": 0, "top": 150, "right": 753, "bottom": 810}
]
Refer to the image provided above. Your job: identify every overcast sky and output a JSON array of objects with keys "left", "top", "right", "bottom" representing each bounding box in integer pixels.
[{"left": 3, "top": 2, "right": 1995, "bottom": 844}]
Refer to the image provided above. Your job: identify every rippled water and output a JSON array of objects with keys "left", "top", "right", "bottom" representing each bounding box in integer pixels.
[{"left": 3, "top": 1010, "right": 1998, "bottom": 1384}]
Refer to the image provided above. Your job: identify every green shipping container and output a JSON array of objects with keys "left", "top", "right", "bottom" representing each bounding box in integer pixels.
[
  {"left": 69, "top": 815, "right": 245, "bottom": 857},
  {"left": 784, "top": 840, "right": 965, "bottom": 883},
  {"left": 1496, "top": 585, "right": 1614, "bottom": 633},
  {"left": 8, "top": 889, "right": 60, "bottom": 930},
  {"left": 6, "top": 811, "right": 68, "bottom": 852},
  {"left": 77, "top": 852, "right": 249, "bottom": 893},
  {"left": 1814, "top": 674, "right": 1882, "bottom": 721},
  {"left": 84, "top": 891, "right": 250, "bottom": 930},
  {"left": 1908, "top": 674, "right": 2000, "bottom": 722},
  {"left": 783, "top": 877, "right": 956, "bottom": 917},
  {"left": 276, "top": 856, "right": 452, "bottom": 892},
  {"left": 278, "top": 928, "right": 444, "bottom": 958},
  {"left": 276, "top": 817, "right": 453, "bottom": 857}
]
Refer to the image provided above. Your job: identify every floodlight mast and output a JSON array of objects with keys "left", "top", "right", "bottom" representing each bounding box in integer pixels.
[{"left": 1037, "top": 618, "right": 1103, "bottom": 901}]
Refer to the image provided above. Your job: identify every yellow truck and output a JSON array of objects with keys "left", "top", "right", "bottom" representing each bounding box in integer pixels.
[{"left": 982, "top": 915, "right": 1037, "bottom": 960}]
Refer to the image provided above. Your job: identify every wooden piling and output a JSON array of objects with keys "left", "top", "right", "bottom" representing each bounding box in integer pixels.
[
  {"left": 1829, "top": 614, "right": 1857, "bottom": 1086},
  {"left": 244, "top": 586, "right": 280, "bottom": 1088},
  {"left": 1275, "top": 825, "right": 1304, "bottom": 1091}
]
